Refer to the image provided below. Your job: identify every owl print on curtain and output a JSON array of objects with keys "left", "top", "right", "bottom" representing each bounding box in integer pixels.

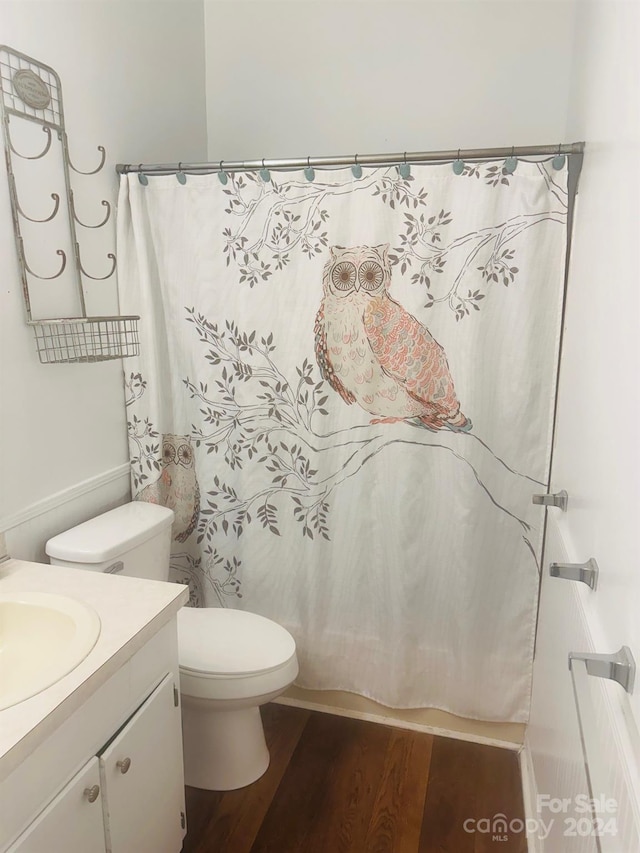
[
  {"left": 314, "top": 244, "right": 471, "bottom": 432},
  {"left": 137, "top": 434, "right": 200, "bottom": 542}
]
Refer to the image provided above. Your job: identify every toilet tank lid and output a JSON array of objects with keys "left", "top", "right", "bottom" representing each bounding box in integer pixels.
[{"left": 45, "top": 502, "right": 174, "bottom": 563}]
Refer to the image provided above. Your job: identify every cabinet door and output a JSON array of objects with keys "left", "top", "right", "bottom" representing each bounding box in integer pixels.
[
  {"left": 8, "top": 757, "right": 106, "bottom": 853},
  {"left": 99, "top": 673, "right": 185, "bottom": 853}
]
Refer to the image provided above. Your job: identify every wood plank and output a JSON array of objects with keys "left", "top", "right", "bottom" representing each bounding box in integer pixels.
[
  {"left": 182, "top": 703, "right": 310, "bottom": 853},
  {"left": 182, "top": 708, "right": 529, "bottom": 853},
  {"left": 418, "top": 737, "right": 527, "bottom": 853},
  {"left": 419, "top": 736, "right": 482, "bottom": 853},
  {"left": 364, "top": 726, "right": 434, "bottom": 853},
  {"left": 474, "top": 745, "right": 527, "bottom": 853},
  {"left": 250, "top": 711, "right": 392, "bottom": 853}
]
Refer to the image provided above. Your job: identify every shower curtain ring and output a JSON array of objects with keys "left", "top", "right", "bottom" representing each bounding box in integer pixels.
[
  {"left": 505, "top": 146, "right": 517, "bottom": 175},
  {"left": 453, "top": 149, "right": 464, "bottom": 176},
  {"left": 217, "top": 159, "right": 228, "bottom": 185},
  {"left": 352, "top": 154, "right": 362, "bottom": 179},
  {"left": 176, "top": 162, "right": 187, "bottom": 184},
  {"left": 398, "top": 151, "right": 411, "bottom": 179},
  {"left": 304, "top": 155, "right": 315, "bottom": 182},
  {"left": 260, "top": 158, "right": 271, "bottom": 182},
  {"left": 552, "top": 143, "right": 566, "bottom": 171},
  {"left": 138, "top": 164, "right": 148, "bottom": 186}
]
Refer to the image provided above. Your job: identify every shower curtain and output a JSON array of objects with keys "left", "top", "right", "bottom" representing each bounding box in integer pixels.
[{"left": 117, "top": 160, "right": 568, "bottom": 722}]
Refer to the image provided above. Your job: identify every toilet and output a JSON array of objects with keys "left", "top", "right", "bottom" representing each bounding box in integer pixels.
[{"left": 45, "top": 501, "right": 298, "bottom": 791}]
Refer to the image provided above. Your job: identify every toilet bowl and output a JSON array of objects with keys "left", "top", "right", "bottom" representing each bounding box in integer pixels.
[
  {"left": 177, "top": 606, "right": 298, "bottom": 790},
  {"left": 45, "top": 501, "right": 298, "bottom": 791}
]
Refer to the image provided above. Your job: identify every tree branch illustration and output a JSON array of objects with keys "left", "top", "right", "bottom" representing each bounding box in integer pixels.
[
  {"left": 183, "top": 311, "right": 541, "bottom": 549},
  {"left": 221, "top": 168, "right": 428, "bottom": 284}
]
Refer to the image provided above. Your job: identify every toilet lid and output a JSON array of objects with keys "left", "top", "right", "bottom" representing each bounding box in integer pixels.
[{"left": 177, "top": 607, "right": 296, "bottom": 676}]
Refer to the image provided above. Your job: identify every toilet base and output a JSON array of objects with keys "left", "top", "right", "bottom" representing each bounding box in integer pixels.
[{"left": 181, "top": 697, "right": 270, "bottom": 790}]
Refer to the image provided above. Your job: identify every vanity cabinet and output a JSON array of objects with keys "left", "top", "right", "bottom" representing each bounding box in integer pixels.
[
  {"left": 0, "top": 620, "right": 187, "bottom": 853},
  {"left": 8, "top": 674, "right": 184, "bottom": 853}
]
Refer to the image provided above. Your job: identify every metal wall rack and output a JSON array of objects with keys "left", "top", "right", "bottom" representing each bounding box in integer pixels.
[{"left": 0, "top": 45, "right": 139, "bottom": 364}]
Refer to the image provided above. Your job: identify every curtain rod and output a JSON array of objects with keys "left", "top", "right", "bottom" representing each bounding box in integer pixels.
[{"left": 116, "top": 142, "right": 585, "bottom": 176}]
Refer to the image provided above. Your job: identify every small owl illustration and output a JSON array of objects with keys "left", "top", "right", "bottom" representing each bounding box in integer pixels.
[
  {"left": 137, "top": 434, "right": 200, "bottom": 542},
  {"left": 314, "top": 244, "right": 471, "bottom": 432}
]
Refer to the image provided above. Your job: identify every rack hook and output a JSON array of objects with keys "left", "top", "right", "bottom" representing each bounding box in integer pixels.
[
  {"left": 6, "top": 121, "right": 52, "bottom": 160},
  {"left": 70, "top": 190, "right": 111, "bottom": 229},
  {"left": 69, "top": 145, "right": 106, "bottom": 176},
  {"left": 23, "top": 246, "right": 67, "bottom": 280},
  {"left": 78, "top": 247, "right": 117, "bottom": 280},
  {"left": 16, "top": 192, "right": 60, "bottom": 224}
]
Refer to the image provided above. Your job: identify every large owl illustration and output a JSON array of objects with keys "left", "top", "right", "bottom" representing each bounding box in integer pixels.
[
  {"left": 314, "top": 244, "right": 471, "bottom": 432},
  {"left": 137, "top": 434, "right": 200, "bottom": 542}
]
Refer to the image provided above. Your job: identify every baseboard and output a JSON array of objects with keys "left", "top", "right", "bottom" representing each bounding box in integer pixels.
[
  {"left": 274, "top": 689, "right": 523, "bottom": 750},
  {"left": 520, "top": 741, "right": 543, "bottom": 853},
  {"left": 0, "top": 463, "right": 131, "bottom": 531}
]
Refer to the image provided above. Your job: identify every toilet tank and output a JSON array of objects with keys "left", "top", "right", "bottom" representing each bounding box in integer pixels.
[{"left": 46, "top": 502, "right": 174, "bottom": 581}]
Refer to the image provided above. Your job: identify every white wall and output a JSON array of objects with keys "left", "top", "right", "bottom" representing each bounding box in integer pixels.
[
  {"left": 0, "top": 1, "right": 207, "bottom": 555},
  {"left": 552, "top": 0, "right": 640, "bottom": 727},
  {"left": 204, "top": 0, "right": 577, "bottom": 160}
]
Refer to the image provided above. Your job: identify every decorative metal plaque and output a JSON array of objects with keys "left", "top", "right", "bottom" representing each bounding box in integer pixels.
[{"left": 12, "top": 69, "right": 50, "bottom": 109}]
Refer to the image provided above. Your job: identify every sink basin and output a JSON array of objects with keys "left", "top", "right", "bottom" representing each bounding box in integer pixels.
[{"left": 0, "top": 592, "right": 101, "bottom": 710}]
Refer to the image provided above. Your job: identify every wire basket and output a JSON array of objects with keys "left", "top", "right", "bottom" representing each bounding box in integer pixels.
[{"left": 31, "top": 316, "right": 140, "bottom": 364}]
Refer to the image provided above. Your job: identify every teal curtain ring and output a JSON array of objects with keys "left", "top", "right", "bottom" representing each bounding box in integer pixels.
[
  {"left": 452, "top": 151, "right": 465, "bottom": 175},
  {"left": 176, "top": 163, "right": 187, "bottom": 185},
  {"left": 138, "top": 166, "right": 148, "bottom": 186},
  {"left": 504, "top": 149, "right": 518, "bottom": 174},
  {"left": 552, "top": 150, "right": 566, "bottom": 170},
  {"left": 351, "top": 154, "right": 363, "bottom": 179},
  {"left": 259, "top": 158, "right": 271, "bottom": 183},
  {"left": 304, "top": 156, "right": 315, "bottom": 182},
  {"left": 398, "top": 152, "right": 411, "bottom": 179},
  {"left": 218, "top": 161, "right": 228, "bottom": 185}
]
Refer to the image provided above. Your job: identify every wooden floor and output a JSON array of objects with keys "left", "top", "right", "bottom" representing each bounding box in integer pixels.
[{"left": 182, "top": 704, "right": 527, "bottom": 853}]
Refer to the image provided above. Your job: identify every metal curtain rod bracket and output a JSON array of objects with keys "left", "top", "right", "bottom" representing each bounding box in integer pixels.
[{"left": 116, "top": 142, "right": 585, "bottom": 176}]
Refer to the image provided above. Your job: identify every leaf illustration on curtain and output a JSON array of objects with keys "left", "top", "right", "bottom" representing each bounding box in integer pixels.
[{"left": 220, "top": 163, "right": 567, "bottom": 325}]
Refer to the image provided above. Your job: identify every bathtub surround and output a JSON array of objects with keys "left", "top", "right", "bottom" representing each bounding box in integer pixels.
[{"left": 117, "top": 158, "right": 569, "bottom": 722}]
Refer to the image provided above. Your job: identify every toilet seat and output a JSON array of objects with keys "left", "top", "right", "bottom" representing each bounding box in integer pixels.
[{"left": 177, "top": 606, "right": 297, "bottom": 678}]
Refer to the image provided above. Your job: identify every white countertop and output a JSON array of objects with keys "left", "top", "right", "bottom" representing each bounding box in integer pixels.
[{"left": 0, "top": 558, "right": 188, "bottom": 780}]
